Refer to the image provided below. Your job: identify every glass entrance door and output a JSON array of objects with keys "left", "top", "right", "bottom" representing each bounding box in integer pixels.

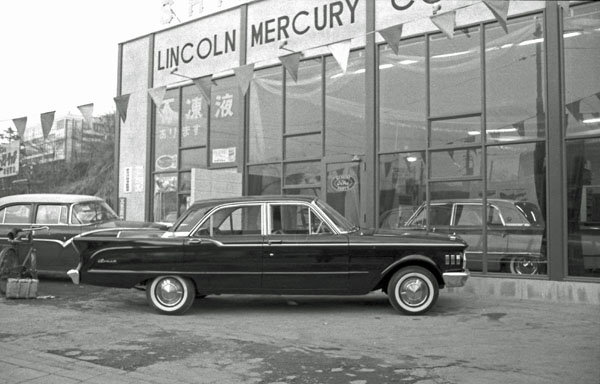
[{"left": 325, "top": 160, "right": 362, "bottom": 226}]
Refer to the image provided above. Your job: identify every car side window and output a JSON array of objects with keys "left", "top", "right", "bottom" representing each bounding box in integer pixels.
[
  {"left": 36, "top": 205, "right": 69, "bottom": 225},
  {"left": 455, "top": 205, "right": 483, "bottom": 226},
  {"left": 197, "top": 205, "right": 261, "bottom": 236},
  {"left": 409, "top": 204, "right": 452, "bottom": 227},
  {"left": 0, "top": 204, "right": 32, "bottom": 224},
  {"left": 270, "top": 204, "right": 333, "bottom": 235},
  {"left": 487, "top": 206, "right": 503, "bottom": 225}
]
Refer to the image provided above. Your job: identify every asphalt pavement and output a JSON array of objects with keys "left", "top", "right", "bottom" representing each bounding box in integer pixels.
[{"left": 0, "top": 279, "right": 599, "bottom": 384}]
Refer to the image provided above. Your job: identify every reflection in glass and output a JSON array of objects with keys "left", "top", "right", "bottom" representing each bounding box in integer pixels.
[
  {"left": 249, "top": 66, "right": 283, "bottom": 163},
  {"left": 379, "top": 39, "right": 426, "bottom": 152},
  {"left": 378, "top": 152, "right": 425, "bottom": 229},
  {"left": 286, "top": 59, "right": 322, "bottom": 135},
  {"left": 154, "top": 89, "right": 179, "bottom": 172},
  {"left": 326, "top": 162, "right": 360, "bottom": 226},
  {"left": 179, "top": 171, "right": 191, "bottom": 192},
  {"left": 248, "top": 164, "right": 281, "bottom": 195},
  {"left": 486, "top": 16, "right": 546, "bottom": 142},
  {"left": 487, "top": 143, "right": 547, "bottom": 276},
  {"left": 564, "top": 3, "right": 600, "bottom": 137},
  {"left": 430, "top": 148, "right": 481, "bottom": 178},
  {"left": 285, "top": 134, "right": 321, "bottom": 160},
  {"left": 430, "top": 116, "right": 481, "bottom": 147},
  {"left": 284, "top": 162, "right": 321, "bottom": 187},
  {"left": 430, "top": 28, "right": 481, "bottom": 116},
  {"left": 325, "top": 50, "right": 366, "bottom": 156},
  {"left": 567, "top": 138, "right": 600, "bottom": 278}
]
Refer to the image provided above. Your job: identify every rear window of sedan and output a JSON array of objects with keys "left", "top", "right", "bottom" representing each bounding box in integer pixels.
[{"left": 0, "top": 204, "right": 32, "bottom": 224}]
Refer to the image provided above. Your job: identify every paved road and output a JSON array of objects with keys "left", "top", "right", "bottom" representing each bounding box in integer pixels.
[{"left": 1, "top": 279, "right": 599, "bottom": 384}]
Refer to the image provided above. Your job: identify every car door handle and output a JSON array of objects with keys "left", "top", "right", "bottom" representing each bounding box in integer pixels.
[{"left": 186, "top": 238, "right": 202, "bottom": 245}]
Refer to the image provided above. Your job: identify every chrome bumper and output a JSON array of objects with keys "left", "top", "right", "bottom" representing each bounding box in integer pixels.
[
  {"left": 443, "top": 270, "right": 470, "bottom": 288},
  {"left": 67, "top": 269, "right": 80, "bottom": 285}
]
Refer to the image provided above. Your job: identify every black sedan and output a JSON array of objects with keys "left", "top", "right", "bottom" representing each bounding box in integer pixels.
[{"left": 68, "top": 196, "right": 469, "bottom": 315}]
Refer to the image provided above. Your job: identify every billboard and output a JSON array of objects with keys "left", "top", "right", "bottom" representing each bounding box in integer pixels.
[{"left": 0, "top": 141, "right": 20, "bottom": 178}]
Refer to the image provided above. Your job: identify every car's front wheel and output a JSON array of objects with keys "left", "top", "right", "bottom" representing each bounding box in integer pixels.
[
  {"left": 146, "top": 276, "right": 195, "bottom": 315},
  {"left": 387, "top": 266, "right": 439, "bottom": 315},
  {"left": 509, "top": 256, "right": 539, "bottom": 275}
]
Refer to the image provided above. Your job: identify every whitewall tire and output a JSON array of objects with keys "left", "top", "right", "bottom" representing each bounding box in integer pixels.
[
  {"left": 146, "top": 276, "right": 195, "bottom": 315},
  {"left": 387, "top": 266, "right": 439, "bottom": 315}
]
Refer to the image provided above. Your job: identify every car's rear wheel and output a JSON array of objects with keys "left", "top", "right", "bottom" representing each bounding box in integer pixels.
[
  {"left": 509, "top": 256, "right": 539, "bottom": 275},
  {"left": 387, "top": 266, "right": 439, "bottom": 315},
  {"left": 0, "top": 248, "right": 18, "bottom": 294},
  {"left": 146, "top": 276, "right": 195, "bottom": 315}
]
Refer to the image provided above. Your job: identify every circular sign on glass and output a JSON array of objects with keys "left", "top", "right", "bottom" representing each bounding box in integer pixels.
[
  {"left": 155, "top": 154, "right": 178, "bottom": 170},
  {"left": 331, "top": 175, "right": 356, "bottom": 192}
]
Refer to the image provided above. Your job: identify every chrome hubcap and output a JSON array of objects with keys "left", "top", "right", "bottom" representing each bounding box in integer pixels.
[
  {"left": 399, "top": 277, "right": 429, "bottom": 307},
  {"left": 156, "top": 278, "right": 184, "bottom": 307},
  {"left": 514, "top": 258, "right": 538, "bottom": 275}
]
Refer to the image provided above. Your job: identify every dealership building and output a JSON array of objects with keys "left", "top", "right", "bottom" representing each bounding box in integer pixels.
[{"left": 115, "top": 0, "right": 600, "bottom": 293}]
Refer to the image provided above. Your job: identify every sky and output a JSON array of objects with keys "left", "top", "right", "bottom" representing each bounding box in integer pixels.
[{"left": 0, "top": 0, "right": 164, "bottom": 133}]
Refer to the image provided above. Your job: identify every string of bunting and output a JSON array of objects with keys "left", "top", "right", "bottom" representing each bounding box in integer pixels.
[{"left": 6, "top": 0, "right": 557, "bottom": 131}]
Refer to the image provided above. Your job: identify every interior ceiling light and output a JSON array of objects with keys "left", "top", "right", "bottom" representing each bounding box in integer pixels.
[
  {"left": 431, "top": 50, "right": 472, "bottom": 59},
  {"left": 518, "top": 38, "right": 544, "bottom": 46},
  {"left": 399, "top": 59, "right": 419, "bottom": 65},
  {"left": 379, "top": 63, "right": 394, "bottom": 69}
]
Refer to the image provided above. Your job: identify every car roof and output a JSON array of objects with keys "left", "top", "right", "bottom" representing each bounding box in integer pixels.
[
  {"left": 0, "top": 194, "right": 104, "bottom": 206},
  {"left": 430, "top": 198, "right": 519, "bottom": 205},
  {"left": 189, "top": 195, "right": 318, "bottom": 209}
]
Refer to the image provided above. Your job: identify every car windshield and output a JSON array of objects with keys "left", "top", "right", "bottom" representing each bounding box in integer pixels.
[
  {"left": 515, "top": 202, "right": 545, "bottom": 226},
  {"left": 315, "top": 199, "right": 357, "bottom": 232},
  {"left": 170, "top": 205, "right": 213, "bottom": 233},
  {"left": 71, "top": 201, "right": 119, "bottom": 224}
]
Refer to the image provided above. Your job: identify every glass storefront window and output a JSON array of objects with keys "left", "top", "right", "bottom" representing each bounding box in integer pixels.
[
  {"left": 378, "top": 152, "right": 425, "bottom": 229},
  {"left": 564, "top": 3, "right": 600, "bottom": 138},
  {"left": 486, "top": 16, "right": 546, "bottom": 142},
  {"left": 154, "top": 173, "right": 178, "bottom": 223},
  {"left": 430, "top": 28, "right": 481, "bottom": 117},
  {"left": 430, "top": 116, "right": 481, "bottom": 147},
  {"left": 430, "top": 148, "right": 481, "bottom": 178},
  {"left": 284, "top": 161, "right": 321, "bottom": 187},
  {"left": 379, "top": 38, "right": 426, "bottom": 152},
  {"left": 325, "top": 50, "right": 366, "bottom": 157},
  {"left": 210, "top": 76, "right": 242, "bottom": 167},
  {"left": 154, "top": 89, "right": 179, "bottom": 172},
  {"left": 180, "top": 147, "right": 207, "bottom": 170},
  {"left": 567, "top": 138, "right": 600, "bottom": 278},
  {"left": 286, "top": 59, "right": 322, "bottom": 135},
  {"left": 487, "top": 143, "right": 547, "bottom": 276},
  {"left": 248, "top": 164, "right": 281, "bottom": 195},
  {"left": 284, "top": 134, "right": 321, "bottom": 160},
  {"left": 179, "top": 171, "right": 191, "bottom": 192},
  {"left": 181, "top": 84, "right": 208, "bottom": 147},
  {"left": 565, "top": 3, "right": 600, "bottom": 279},
  {"left": 249, "top": 66, "right": 283, "bottom": 163}
]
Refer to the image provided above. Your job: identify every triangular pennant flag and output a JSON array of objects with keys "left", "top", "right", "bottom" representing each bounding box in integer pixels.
[
  {"left": 558, "top": 1, "right": 570, "bottom": 12},
  {"left": 483, "top": 0, "right": 510, "bottom": 33},
  {"left": 279, "top": 52, "right": 302, "bottom": 83},
  {"left": 566, "top": 100, "right": 582, "bottom": 121},
  {"left": 12, "top": 116, "right": 27, "bottom": 139},
  {"left": 328, "top": 39, "right": 352, "bottom": 74},
  {"left": 431, "top": 11, "right": 456, "bottom": 39},
  {"left": 378, "top": 24, "right": 404, "bottom": 55},
  {"left": 77, "top": 103, "right": 94, "bottom": 126},
  {"left": 193, "top": 76, "right": 213, "bottom": 102},
  {"left": 40, "top": 111, "right": 55, "bottom": 139},
  {"left": 114, "top": 94, "right": 131, "bottom": 123},
  {"left": 148, "top": 86, "right": 167, "bottom": 108},
  {"left": 233, "top": 64, "right": 255, "bottom": 96}
]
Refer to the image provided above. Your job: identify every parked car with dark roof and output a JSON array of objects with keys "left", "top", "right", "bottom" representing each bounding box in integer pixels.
[
  {"left": 68, "top": 195, "right": 469, "bottom": 316},
  {"left": 0, "top": 194, "right": 166, "bottom": 276}
]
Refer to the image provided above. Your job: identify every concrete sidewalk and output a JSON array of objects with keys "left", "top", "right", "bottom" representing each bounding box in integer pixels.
[{"left": 0, "top": 280, "right": 598, "bottom": 384}]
